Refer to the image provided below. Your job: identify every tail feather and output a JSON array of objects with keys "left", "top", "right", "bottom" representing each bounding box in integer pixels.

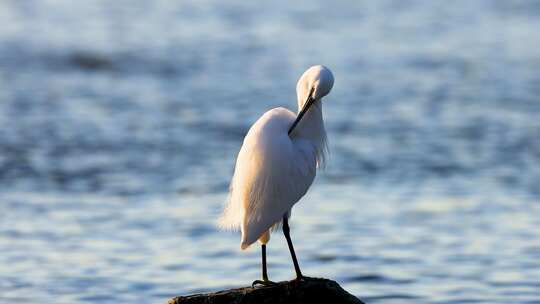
[{"left": 240, "top": 240, "right": 250, "bottom": 250}]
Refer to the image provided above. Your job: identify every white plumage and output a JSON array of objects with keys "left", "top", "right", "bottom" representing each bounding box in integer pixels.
[{"left": 219, "top": 65, "right": 334, "bottom": 251}]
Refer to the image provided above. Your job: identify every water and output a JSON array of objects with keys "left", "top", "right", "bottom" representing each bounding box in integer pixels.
[{"left": 1, "top": 1, "right": 540, "bottom": 303}]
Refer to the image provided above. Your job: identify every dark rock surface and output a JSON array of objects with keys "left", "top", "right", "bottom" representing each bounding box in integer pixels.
[{"left": 167, "top": 277, "right": 365, "bottom": 304}]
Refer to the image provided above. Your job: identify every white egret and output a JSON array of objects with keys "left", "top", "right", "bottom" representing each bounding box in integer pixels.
[{"left": 219, "top": 65, "right": 334, "bottom": 285}]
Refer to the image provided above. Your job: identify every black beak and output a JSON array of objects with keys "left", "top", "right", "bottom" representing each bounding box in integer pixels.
[{"left": 288, "top": 87, "right": 315, "bottom": 135}]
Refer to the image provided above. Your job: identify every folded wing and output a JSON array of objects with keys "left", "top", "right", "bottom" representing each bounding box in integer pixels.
[{"left": 218, "top": 107, "right": 318, "bottom": 249}]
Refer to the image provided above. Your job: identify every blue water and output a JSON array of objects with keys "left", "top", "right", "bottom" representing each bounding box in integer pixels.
[{"left": 1, "top": 1, "right": 540, "bottom": 303}]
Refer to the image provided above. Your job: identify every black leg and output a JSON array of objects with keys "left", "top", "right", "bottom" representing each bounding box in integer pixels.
[
  {"left": 262, "top": 244, "right": 269, "bottom": 281},
  {"left": 283, "top": 215, "right": 303, "bottom": 279},
  {"left": 252, "top": 244, "right": 276, "bottom": 287}
]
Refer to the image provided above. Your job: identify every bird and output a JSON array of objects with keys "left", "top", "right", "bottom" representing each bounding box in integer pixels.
[{"left": 219, "top": 65, "right": 334, "bottom": 286}]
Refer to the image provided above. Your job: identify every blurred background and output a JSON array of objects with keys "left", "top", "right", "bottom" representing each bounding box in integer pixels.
[{"left": 1, "top": 1, "right": 539, "bottom": 303}]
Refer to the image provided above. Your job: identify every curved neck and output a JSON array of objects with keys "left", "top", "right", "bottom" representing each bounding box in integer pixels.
[{"left": 292, "top": 99, "right": 325, "bottom": 144}]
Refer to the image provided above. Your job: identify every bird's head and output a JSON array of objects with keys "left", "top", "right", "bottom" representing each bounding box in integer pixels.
[
  {"left": 289, "top": 65, "right": 334, "bottom": 134},
  {"left": 296, "top": 65, "right": 334, "bottom": 109}
]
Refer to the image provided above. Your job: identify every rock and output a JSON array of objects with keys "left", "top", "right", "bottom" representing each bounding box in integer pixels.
[{"left": 167, "top": 277, "right": 364, "bottom": 304}]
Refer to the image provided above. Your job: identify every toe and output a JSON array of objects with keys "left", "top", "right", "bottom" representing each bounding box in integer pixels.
[{"left": 252, "top": 279, "right": 277, "bottom": 287}]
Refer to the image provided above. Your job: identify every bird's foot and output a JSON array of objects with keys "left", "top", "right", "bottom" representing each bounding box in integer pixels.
[
  {"left": 294, "top": 272, "right": 307, "bottom": 280},
  {"left": 252, "top": 279, "right": 277, "bottom": 287},
  {"left": 291, "top": 274, "right": 310, "bottom": 285}
]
